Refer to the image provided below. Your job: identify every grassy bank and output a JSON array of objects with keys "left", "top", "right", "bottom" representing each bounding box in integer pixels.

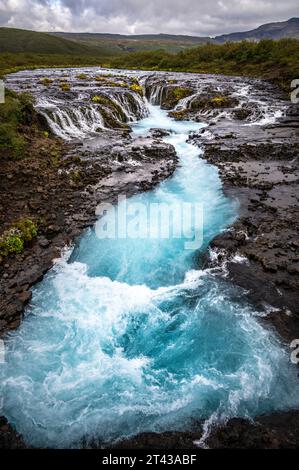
[
  {"left": 110, "top": 39, "right": 299, "bottom": 93},
  {"left": 1, "top": 39, "right": 298, "bottom": 94},
  {"left": 0, "top": 53, "right": 107, "bottom": 78}
]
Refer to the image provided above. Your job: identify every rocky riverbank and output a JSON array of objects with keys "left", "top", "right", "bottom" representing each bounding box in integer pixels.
[
  {"left": 0, "top": 118, "right": 177, "bottom": 449},
  {"left": 115, "top": 72, "right": 299, "bottom": 449}
]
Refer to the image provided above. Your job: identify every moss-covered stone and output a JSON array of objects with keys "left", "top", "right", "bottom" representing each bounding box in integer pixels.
[
  {"left": 60, "top": 82, "right": 71, "bottom": 92},
  {"left": 168, "top": 109, "right": 189, "bottom": 120},
  {"left": 39, "top": 77, "right": 53, "bottom": 86},
  {"left": 129, "top": 83, "right": 143, "bottom": 96},
  {"left": 161, "top": 86, "right": 193, "bottom": 109},
  {"left": 76, "top": 73, "right": 89, "bottom": 80}
]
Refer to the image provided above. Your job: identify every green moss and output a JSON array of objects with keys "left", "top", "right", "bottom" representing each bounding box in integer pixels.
[
  {"left": 129, "top": 83, "right": 143, "bottom": 96},
  {"left": 76, "top": 73, "right": 89, "bottom": 80},
  {"left": 70, "top": 169, "right": 82, "bottom": 184},
  {"left": 173, "top": 87, "right": 192, "bottom": 101},
  {"left": 60, "top": 82, "right": 71, "bottom": 92},
  {"left": 0, "top": 218, "right": 38, "bottom": 259},
  {"left": 161, "top": 86, "right": 192, "bottom": 109},
  {"left": 210, "top": 96, "right": 230, "bottom": 107},
  {"left": 92, "top": 95, "right": 102, "bottom": 103},
  {"left": 0, "top": 90, "right": 34, "bottom": 158},
  {"left": 39, "top": 77, "right": 53, "bottom": 86}
]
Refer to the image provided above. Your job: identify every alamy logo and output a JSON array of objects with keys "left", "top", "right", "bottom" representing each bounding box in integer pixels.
[
  {"left": 0, "top": 80, "right": 4, "bottom": 104},
  {"left": 95, "top": 196, "right": 204, "bottom": 250},
  {"left": 290, "top": 79, "right": 299, "bottom": 104},
  {"left": 290, "top": 339, "right": 299, "bottom": 365}
]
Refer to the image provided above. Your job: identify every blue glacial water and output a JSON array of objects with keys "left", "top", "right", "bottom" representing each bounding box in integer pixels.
[{"left": 0, "top": 105, "right": 298, "bottom": 448}]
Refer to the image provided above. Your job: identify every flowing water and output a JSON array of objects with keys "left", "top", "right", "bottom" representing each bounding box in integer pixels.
[{"left": 0, "top": 93, "right": 298, "bottom": 448}]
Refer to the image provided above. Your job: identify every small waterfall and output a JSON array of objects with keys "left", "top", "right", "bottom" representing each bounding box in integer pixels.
[
  {"left": 39, "top": 103, "right": 105, "bottom": 140},
  {"left": 174, "top": 93, "right": 199, "bottom": 111},
  {"left": 110, "top": 91, "right": 148, "bottom": 122},
  {"left": 144, "top": 78, "right": 167, "bottom": 105},
  {"left": 37, "top": 90, "right": 148, "bottom": 140},
  {"left": 149, "top": 84, "right": 165, "bottom": 105}
]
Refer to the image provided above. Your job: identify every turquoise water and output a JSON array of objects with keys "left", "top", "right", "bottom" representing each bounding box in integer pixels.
[{"left": 0, "top": 105, "right": 298, "bottom": 448}]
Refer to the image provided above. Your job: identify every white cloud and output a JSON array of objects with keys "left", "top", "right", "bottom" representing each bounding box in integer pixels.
[{"left": 0, "top": 0, "right": 298, "bottom": 35}]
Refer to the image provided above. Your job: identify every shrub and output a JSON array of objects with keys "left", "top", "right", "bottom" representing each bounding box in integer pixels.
[
  {"left": 0, "top": 90, "right": 34, "bottom": 158},
  {"left": 0, "top": 218, "right": 37, "bottom": 259}
]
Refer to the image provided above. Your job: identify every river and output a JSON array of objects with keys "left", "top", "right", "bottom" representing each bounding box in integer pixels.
[{"left": 1, "top": 70, "right": 298, "bottom": 448}]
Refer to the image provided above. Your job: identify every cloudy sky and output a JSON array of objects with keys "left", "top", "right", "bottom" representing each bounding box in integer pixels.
[{"left": 0, "top": 0, "right": 298, "bottom": 36}]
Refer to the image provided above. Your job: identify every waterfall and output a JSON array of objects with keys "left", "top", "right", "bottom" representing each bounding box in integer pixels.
[
  {"left": 144, "top": 77, "right": 167, "bottom": 105},
  {"left": 39, "top": 103, "right": 105, "bottom": 140},
  {"left": 36, "top": 90, "right": 148, "bottom": 140},
  {"left": 174, "top": 93, "right": 199, "bottom": 111},
  {"left": 109, "top": 91, "right": 148, "bottom": 122}
]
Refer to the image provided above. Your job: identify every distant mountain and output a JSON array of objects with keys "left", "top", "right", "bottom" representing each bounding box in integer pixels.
[
  {"left": 49, "top": 18, "right": 299, "bottom": 54},
  {"left": 215, "top": 17, "right": 299, "bottom": 42},
  {"left": 49, "top": 32, "right": 210, "bottom": 55},
  {"left": 0, "top": 28, "right": 103, "bottom": 55}
]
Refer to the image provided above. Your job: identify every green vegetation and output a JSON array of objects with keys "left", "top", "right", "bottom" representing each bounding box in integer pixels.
[
  {"left": 76, "top": 73, "right": 89, "bottom": 80},
  {"left": 39, "top": 77, "right": 53, "bottom": 86},
  {"left": 47, "top": 31, "right": 209, "bottom": 55},
  {"left": 60, "top": 82, "right": 71, "bottom": 92},
  {"left": 0, "top": 28, "right": 103, "bottom": 55},
  {"left": 0, "top": 53, "right": 103, "bottom": 79},
  {"left": 0, "top": 218, "right": 38, "bottom": 260},
  {"left": 91, "top": 95, "right": 102, "bottom": 103},
  {"left": 129, "top": 83, "right": 143, "bottom": 96},
  {"left": 160, "top": 86, "right": 193, "bottom": 108},
  {"left": 0, "top": 27, "right": 298, "bottom": 94},
  {"left": 0, "top": 89, "right": 34, "bottom": 158}
]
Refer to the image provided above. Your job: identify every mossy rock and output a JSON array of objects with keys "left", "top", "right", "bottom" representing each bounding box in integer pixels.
[
  {"left": 232, "top": 106, "right": 253, "bottom": 120},
  {"left": 161, "top": 86, "right": 193, "bottom": 109},
  {"left": 76, "top": 73, "right": 89, "bottom": 80},
  {"left": 129, "top": 83, "right": 143, "bottom": 96},
  {"left": 168, "top": 109, "right": 189, "bottom": 121},
  {"left": 60, "top": 82, "right": 71, "bottom": 92},
  {"left": 190, "top": 93, "right": 238, "bottom": 111},
  {"left": 39, "top": 77, "right": 53, "bottom": 86}
]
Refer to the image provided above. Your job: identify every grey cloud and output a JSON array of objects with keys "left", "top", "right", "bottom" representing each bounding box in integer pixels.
[{"left": 0, "top": 0, "right": 298, "bottom": 35}]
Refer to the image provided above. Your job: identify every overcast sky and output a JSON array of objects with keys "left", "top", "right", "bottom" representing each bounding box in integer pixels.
[{"left": 0, "top": 0, "right": 298, "bottom": 36}]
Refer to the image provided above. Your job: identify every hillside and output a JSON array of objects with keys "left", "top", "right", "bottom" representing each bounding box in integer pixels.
[
  {"left": 49, "top": 32, "right": 210, "bottom": 55},
  {"left": 50, "top": 18, "right": 299, "bottom": 53},
  {"left": 0, "top": 28, "right": 103, "bottom": 55},
  {"left": 1, "top": 19, "right": 298, "bottom": 59}
]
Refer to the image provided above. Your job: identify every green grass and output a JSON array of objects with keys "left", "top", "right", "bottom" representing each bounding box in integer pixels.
[
  {"left": 110, "top": 39, "right": 299, "bottom": 93},
  {"left": 0, "top": 53, "right": 106, "bottom": 78},
  {"left": 0, "top": 28, "right": 103, "bottom": 55},
  {"left": 0, "top": 38, "right": 297, "bottom": 99},
  {"left": 0, "top": 218, "right": 38, "bottom": 260}
]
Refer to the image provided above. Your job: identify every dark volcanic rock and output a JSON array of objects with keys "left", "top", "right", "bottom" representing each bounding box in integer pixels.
[{"left": 0, "top": 417, "right": 27, "bottom": 449}]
